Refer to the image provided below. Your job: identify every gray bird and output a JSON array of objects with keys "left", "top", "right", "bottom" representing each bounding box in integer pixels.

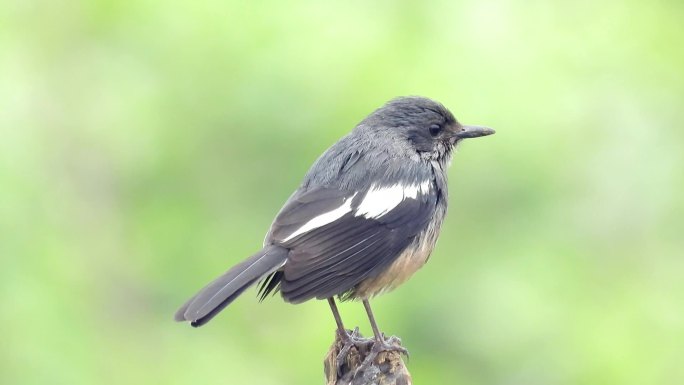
[{"left": 175, "top": 96, "right": 494, "bottom": 361}]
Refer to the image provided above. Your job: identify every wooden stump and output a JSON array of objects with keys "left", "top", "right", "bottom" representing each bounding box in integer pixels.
[{"left": 324, "top": 329, "right": 412, "bottom": 385}]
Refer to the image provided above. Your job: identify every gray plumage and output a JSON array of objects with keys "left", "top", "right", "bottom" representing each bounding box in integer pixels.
[
  {"left": 175, "top": 245, "right": 288, "bottom": 326},
  {"left": 175, "top": 96, "right": 494, "bottom": 327}
]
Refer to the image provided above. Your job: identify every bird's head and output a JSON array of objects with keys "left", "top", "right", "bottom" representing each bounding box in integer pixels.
[{"left": 359, "top": 96, "right": 495, "bottom": 161}]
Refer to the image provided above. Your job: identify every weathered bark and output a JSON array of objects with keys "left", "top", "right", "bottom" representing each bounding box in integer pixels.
[{"left": 324, "top": 329, "right": 411, "bottom": 385}]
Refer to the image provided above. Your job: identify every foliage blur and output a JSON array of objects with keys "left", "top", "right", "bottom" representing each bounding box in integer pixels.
[{"left": 1, "top": 1, "right": 682, "bottom": 384}]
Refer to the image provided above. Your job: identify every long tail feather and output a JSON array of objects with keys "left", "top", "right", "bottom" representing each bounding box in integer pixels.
[{"left": 174, "top": 245, "right": 288, "bottom": 327}]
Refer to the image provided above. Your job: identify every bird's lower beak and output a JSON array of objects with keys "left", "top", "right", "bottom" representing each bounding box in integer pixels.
[{"left": 455, "top": 125, "right": 496, "bottom": 139}]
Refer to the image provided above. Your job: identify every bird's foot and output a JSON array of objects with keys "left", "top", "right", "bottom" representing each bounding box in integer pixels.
[
  {"left": 381, "top": 335, "right": 409, "bottom": 358},
  {"left": 354, "top": 333, "right": 409, "bottom": 375},
  {"left": 335, "top": 327, "right": 374, "bottom": 376},
  {"left": 325, "top": 329, "right": 411, "bottom": 383}
]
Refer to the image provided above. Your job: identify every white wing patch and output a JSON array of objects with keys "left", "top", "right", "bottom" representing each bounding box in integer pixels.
[
  {"left": 282, "top": 193, "right": 357, "bottom": 242},
  {"left": 355, "top": 180, "right": 432, "bottom": 219}
]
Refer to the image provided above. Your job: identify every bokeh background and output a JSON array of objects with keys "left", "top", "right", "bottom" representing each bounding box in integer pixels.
[{"left": 1, "top": 1, "right": 683, "bottom": 384}]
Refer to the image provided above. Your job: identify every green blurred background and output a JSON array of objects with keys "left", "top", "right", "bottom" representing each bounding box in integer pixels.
[{"left": 1, "top": 1, "right": 683, "bottom": 384}]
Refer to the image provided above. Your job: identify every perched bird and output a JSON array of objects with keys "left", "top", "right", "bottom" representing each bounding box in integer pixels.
[{"left": 175, "top": 96, "right": 494, "bottom": 360}]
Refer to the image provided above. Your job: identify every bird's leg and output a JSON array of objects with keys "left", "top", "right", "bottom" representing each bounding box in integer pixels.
[
  {"left": 355, "top": 299, "right": 409, "bottom": 373},
  {"left": 328, "top": 297, "right": 347, "bottom": 337},
  {"left": 328, "top": 298, "right": 372, "bottom": 374},
  {"left": 362, "top": 299, "right": 384, "bottom": 342}
]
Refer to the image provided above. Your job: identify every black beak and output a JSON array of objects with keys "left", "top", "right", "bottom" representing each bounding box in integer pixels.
[{"left": 455, "top": 125, "right": 495, "bottom": 139}]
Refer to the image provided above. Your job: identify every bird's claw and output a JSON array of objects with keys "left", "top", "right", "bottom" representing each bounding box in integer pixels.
[
  {"left": 383, "top": 335, "right": 409, "bottom": 358},
  {"left": 335, "top": 327, "right": 374, "bottom": 376},
  {"left": 354, "top": 334, "right": 409, "bottom": 375}
]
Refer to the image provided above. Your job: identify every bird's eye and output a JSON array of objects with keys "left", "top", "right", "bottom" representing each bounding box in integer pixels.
[{"left": 429, "top": 124, "right": 442, "bottom": 137}]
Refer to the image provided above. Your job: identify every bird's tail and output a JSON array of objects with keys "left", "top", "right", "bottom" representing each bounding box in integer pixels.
[{"left": 174, "top": 245, "right": 288, "bottom": 327}]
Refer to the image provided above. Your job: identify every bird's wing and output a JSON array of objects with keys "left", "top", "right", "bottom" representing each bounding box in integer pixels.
[{"left": 266, "top": 180, "right": 439, "bottom": 303}]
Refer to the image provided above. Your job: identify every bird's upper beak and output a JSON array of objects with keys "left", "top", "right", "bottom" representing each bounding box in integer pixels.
[{"left": 455, "top": 125, "right": 496, "bottom": 139}]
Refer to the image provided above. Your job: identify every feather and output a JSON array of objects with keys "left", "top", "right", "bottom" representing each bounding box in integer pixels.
[{"left": 174, "top": 245, "right": 288, "bottom": 326}]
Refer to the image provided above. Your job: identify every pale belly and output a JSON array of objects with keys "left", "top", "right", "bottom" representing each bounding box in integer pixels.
[{"left": 352, "top": 223, "right": 442, "bottom": 299}]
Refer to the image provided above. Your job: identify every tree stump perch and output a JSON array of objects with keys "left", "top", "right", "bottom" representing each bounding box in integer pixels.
[{"left": 324, "top": 328, "right": 412, "bottom": 385}]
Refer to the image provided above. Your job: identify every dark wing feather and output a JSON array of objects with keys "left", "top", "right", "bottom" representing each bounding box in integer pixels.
[
  {"left": 266, "top": 187, "right": 349, "bottom": 242},
  {"left": 265, "top": 184, "right": 438, "bottom": 303}
]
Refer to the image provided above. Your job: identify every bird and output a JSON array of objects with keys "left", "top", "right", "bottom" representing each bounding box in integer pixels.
[{"left": 175, "top": 96, "right": 494, "bottom": 362}]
